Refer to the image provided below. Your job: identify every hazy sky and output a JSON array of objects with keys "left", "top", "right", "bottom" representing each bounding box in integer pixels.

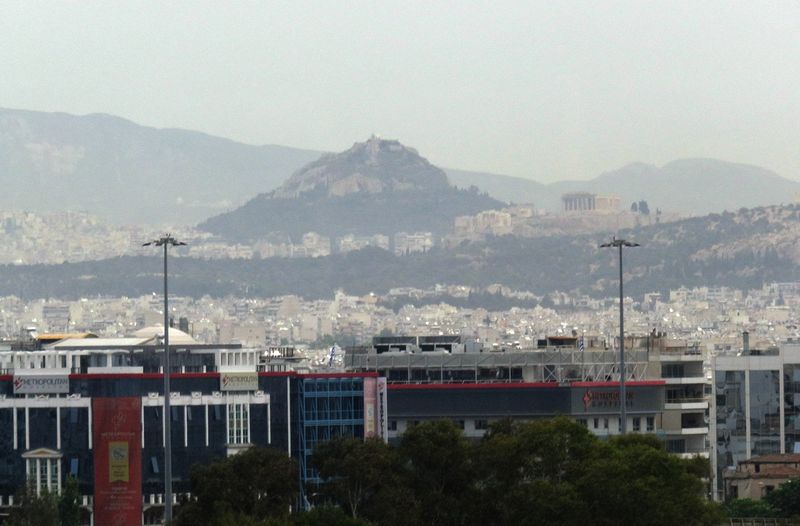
[{"left": 1, "top": 1, "right": 799, "bottom": 182}]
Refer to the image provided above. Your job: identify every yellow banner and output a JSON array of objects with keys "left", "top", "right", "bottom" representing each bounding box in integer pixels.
[{"left": 109, "top": 441, "right": 130, "bottom": 483}]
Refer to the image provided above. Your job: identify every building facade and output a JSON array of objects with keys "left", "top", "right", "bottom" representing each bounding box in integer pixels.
[
  {"left": 0, "top": 338, "right": 383, "bottom": 525},
  {"left": 346, "top": 334, "right": 702, "bottom": 443},
  {"left": 711, "top": 344, "right": 800, "bottom": 500}
]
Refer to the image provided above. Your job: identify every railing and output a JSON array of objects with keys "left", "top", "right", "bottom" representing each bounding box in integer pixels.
[
  {"left": 386, "top": 378, "right": 529, "bottom": 385},
  {"left": 666, "top": 397, "right": 707, "bottom": 404}
]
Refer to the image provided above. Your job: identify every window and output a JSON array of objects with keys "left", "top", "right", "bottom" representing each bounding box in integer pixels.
[
  {"left": 69, "top": 458, "right": 79, "bottom": 477},
  {"left": 593, "top": 418, "right": 599, "bottom": 429},
  {"left": 388, "top": 420, "right": 398, "bottom": 431},
  {"left": 25, "top": 457, "right": 61, "bottom": 495},
  {"left": 632, "top": 417, "right": 641, "bottom": 432},
  {"left": 227, "top": 403, "right": 250, "bottom": 445},
  {"left": 150, "top": 456, "right": 160, "bottom": 474},
  {"left": 474, "top": 419, "right": 489, "bottom": 431},
  {"left": 603, "top": 418, "right": 608, "bottom": 429},
  {"left": 666, "top": 439, "right": 686, "bottom": 454},
  {"left": 646, "top": 416, "right": 655, "bottom": 432},
  {"left": 576, "top": 419, "right": 587, "bottom": 428},
  {"left": 662, "top": 364, "right": 685, "bottom": 378}
]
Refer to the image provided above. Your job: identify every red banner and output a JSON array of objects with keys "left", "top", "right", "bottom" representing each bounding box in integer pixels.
[{"left": 93, "top": 397, "right": 142, "bottom": 526}]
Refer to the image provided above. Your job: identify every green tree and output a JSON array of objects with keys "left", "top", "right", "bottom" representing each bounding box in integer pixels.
[
  {"left": 474, "top": 417, "right": 596, "bottom": 526},
  {"left": 293, "top": 506, "right": 375, "bottom": 526},
  {"left": 577, "top": 433, "right": 723, "bottom": 526},
  {"left": 765, "top": 478, "right": 800, "bottom": 517},
  {"left": 398, "top": 420, "right": 476, "bottom": 526},
  {"left": 174, "top": 447, "right": 298, "bottom": 526},
  {"left": 6, "top": 483, "right": 59, "bottom": 526},
  {"left": 725, "top": 498, "right": 776, "bottom": 518},
  {"left": 311, "top": 437, "right": 400, "bottom": 520},
  {"left": 58, "top": 476, "right": 81, "bottom": 526}
]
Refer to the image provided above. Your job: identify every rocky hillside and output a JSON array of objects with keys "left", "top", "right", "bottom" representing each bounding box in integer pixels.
[
  {"left": 199, "top": 137, "right": 504, "bottom": 241},
  {"left": 273, "top": 136, "right": 450, "bottom": 198},
  {"left": 2, "top": 204, "right": 800, "bottom": 301}
]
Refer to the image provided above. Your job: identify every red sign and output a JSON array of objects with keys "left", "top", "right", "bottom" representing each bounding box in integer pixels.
[{"left": 93, "top": 397, "right": 142, "bottom": 526}]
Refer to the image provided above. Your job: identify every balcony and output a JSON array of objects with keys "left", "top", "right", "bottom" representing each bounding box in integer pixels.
[
  {"left": 664, "top": 398, "right": 709, "bottom": 411},
  {"left": 679, "top": 426, "right": 709, "bottom": 435},
  {"left": 663, "top": 376, "right": 707, "bottom": 385},
  {"left": 676, "top": 451, "right": 710, "bottom": 459}
]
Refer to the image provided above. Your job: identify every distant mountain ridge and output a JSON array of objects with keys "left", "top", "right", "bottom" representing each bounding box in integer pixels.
[
  {"left": 1, "top": 108, "right": 798, "bottom": 225},
  {"left": 0, "top": 108, "right": 322, "bottom": 224},
  {"left": 200, "top": 136, "right": 504, "bottom": 241},
  {"left": 447, "top": 159, "right": 800, "bottom": 215}
]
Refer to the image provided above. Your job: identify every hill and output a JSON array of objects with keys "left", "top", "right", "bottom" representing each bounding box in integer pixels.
[
  {"left": 199, "top": 137, "right": 505, "bottom": 241},
  {"left": 0, "top": 108, "right": 322, "bottom": 224},
  {"left": 2, "top": 204, "right": 799, "bottom": 301}
]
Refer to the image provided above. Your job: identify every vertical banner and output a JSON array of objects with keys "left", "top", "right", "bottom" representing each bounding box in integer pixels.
[
  {"left": 376, "top": 377, "right": 389, "bottom": 442},
  {"left": 363, "top": 377, "right": 377, "bottom": 438},
  {"left": 93, "top": 397, "right": 142, "bottom": 526}
]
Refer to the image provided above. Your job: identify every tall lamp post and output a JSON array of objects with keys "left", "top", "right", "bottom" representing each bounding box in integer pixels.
[
  {"left": 143, "top": 234, "right": 186, "bottom": 522},
  {"left": 600, "top": 236, "right": 639, "bottom": 434}
]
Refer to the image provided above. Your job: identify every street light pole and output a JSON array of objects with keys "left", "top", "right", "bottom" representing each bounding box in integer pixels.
[
  {"left": 600, "top": 236, "right": 639, "bottom": 435},
  {"left": 143, "top": 234, "right": 186, "bottom": 522}
]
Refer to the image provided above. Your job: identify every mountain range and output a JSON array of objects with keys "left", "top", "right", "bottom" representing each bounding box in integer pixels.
[
  {"left": 0, "top": 108, "right": 321, "bottom": 224},
  {"left": 1, "top": 108, "right": 799, "bottom": 226},
  {"left": 447, "top": 159, "right": 799, "bottom": 215}
]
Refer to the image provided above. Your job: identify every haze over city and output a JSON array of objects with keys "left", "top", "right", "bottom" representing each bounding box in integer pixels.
[
  {"left": 2, "top": 1, "right": 799, "bottom": 181},
  {"left": 3, "top": 2, "right": 800, "bottom": 525}
]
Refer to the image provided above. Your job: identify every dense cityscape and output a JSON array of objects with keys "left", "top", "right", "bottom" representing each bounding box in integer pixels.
[{"left": 4, "top": 2, "right": 800, "bottom": 525}]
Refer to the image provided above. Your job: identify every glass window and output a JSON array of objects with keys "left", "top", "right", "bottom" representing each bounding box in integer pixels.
[
  {"left": 667, "top": 439, "right": 686, "bottom": 453},
  {"left": 785, "top": 365, "right": 800, "bottom": 455},
  {"left": 26, "top": 458, "right": 61, "bottom": 495},
  {"left": 662, "top": 364, "right": 685, "bottom": 378},
  {"left": 227, "top": 402, "right": 250, "bottom": 445},
  {"left": 646, "top": 416, "right": 655, "bottom": 432},
  {"left": 715, "top": 370, "right": 747, "bottom": 499},
  {"left": 750, "top": 371, "right": 781, "bottom": 457},
  {"left": 632, "top": 417, "right": 641, "bottom": 432}
]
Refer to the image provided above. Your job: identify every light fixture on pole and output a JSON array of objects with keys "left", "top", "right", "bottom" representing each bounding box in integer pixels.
[
  {"left": 600, "top": 236, "right": 639, "bottom": 434},
  {"left": 143, "top": 234, "right": 186, "bottom": 522}
]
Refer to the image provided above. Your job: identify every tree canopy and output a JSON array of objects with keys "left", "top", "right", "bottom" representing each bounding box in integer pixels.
[{"left": 309, "top": 418, "right": 723, "bottom": 526}]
